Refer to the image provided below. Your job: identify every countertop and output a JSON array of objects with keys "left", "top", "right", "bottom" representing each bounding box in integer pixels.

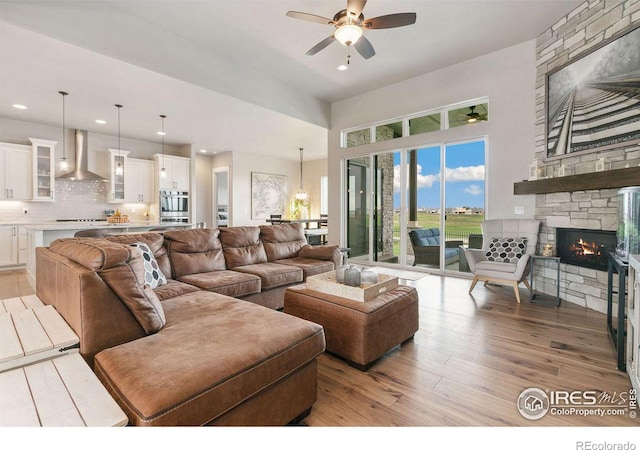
[{"left": 16, "top": 222, "right": 193, "bottom": 231}]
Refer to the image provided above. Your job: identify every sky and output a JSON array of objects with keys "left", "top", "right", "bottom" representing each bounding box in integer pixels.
[{"left": 393, "top": 140, "right": 485, "bottom": 208}]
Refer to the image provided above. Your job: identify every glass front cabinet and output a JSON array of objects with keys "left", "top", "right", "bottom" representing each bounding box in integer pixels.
[
  {"left": 108, "top": 149, "right": 129, "bottom": 203},
  {"left": 29, "top": 138, "right": 56, "bottom": 202}
]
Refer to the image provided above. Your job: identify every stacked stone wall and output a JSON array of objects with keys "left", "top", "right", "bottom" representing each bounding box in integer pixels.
[{"left": 533, "top": 0, "right": 640, "bottom": 313}]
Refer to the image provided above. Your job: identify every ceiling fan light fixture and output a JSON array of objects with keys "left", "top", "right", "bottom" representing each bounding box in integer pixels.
[
  {"left": 335, "top": 24, "right": 362, "bottom": 46},
  {"left": 467, "top": 117, "right": 477, "bottom": 123}
]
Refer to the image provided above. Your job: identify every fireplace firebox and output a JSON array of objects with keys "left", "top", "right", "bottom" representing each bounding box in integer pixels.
[{"left": 556, "top": 228, "right": 617, "bottom": 271}]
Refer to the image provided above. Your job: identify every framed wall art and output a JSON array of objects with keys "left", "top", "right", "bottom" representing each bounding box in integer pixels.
[
  {"left": 251, "top": 172, "right": 287, "bottom": 220},
  {"left": 546, "top": 23, "right": 640, "bottom": 159}
]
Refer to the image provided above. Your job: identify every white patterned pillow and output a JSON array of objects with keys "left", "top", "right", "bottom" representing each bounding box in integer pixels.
[
  {"left": 485, "top": 237, "right": 528, "bottom": 263},
  {"left": 130, "top": 242, "right": 167, "bottom": 289}
]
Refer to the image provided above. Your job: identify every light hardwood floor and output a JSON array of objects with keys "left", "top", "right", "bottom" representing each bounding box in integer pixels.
[{"left": 2, "top": 269, "right": 637, "bottom": 427}]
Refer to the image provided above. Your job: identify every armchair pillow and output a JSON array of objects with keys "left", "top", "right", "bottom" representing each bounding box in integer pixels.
[{"left": 485, "top": 237, "right": 528, "bottom": 263}]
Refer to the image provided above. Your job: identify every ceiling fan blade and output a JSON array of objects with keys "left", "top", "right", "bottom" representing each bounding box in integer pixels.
[
  {"left": 347, "top": 0, "right": 367, "bottom": 19},
  {"left": 354, "top": 35, "right": 375, "bottom": 59},
  {"left": 363, "top": 13, "right": 417, "bottom": 29},
  {"left": 286, "top": 11, "right": 334, "bottom": 25},
  {"left": 306, "top": 35, "right": 336, "bottom": 56}
]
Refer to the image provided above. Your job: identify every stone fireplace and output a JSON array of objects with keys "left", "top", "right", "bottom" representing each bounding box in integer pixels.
[
  {"left": 531, "top": 1, "right": 640, "bottom": 314},
  {"left": 555, "top": 227, "right": 616, "bottom": 272},
  {"left": 533, "top": 189, "right": 620, "bottom": 313}
]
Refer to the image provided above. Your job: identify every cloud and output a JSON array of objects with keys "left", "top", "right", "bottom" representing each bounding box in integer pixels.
[
  {"left": 393, "top": 164, "right": 485, "bottom": 191},
  {"left": 445, "top": 165, "right": 485, "bottom": 182},
  {"left": 464, "top": 184, "right": 483, "bottom": 195}
]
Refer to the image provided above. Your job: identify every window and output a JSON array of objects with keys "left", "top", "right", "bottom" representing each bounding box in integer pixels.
[
  {"left": 375, "top": 121, "right": 402, "bottom": 142},
  {"left": 346, "top": 128, "right": 371, "bottom": 147},
  {"left": 409, "top": 113, "right": 441, "bottom": 135},
  {"left": 341, "top": 98, "right": 489, "bottom": 148},
  {"left": 448, "top": 103, "right": 488, "bottom": 128}
]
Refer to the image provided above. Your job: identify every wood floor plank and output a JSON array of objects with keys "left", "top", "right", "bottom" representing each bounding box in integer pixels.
[{"left": 3, "top": 267, "right": 638, "bottom": 427}]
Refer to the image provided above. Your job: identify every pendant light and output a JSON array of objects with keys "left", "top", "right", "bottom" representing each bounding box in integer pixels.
[
  {"left": 114, "top": 104, "right": 124, "bottom": 176},
  {"left": 294, "top": 147, "right": 308, "bottom": 201},
  {"left": 159, "top": 115, "right": 167, "bottom": 179},
  {"left": 58, "top": 91, "right": 69, "bottom": 171}
]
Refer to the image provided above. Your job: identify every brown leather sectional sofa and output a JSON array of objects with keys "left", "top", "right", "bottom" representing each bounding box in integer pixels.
[{"left": 35, "top": 223, "right": 341, "bottom": 426}]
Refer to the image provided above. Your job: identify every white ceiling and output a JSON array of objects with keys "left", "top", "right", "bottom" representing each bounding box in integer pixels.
[{"left": 0, "top": 0, "right": 581, "bottom": 161}]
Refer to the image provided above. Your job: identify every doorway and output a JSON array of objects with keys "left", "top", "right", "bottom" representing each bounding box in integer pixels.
[
  {"left": 212, "top": 167, "right": 229, "bottom": 228},
  {"left": 344, "top": 138, "right": 486, "bottom": 274}
]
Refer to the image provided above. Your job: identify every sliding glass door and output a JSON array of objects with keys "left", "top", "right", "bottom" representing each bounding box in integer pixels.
[{"left": 344, "top": 139, "right": 485, "bottom": 273}]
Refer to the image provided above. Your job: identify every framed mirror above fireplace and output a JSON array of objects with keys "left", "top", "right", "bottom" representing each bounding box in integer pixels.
[{"left": 556, "top": 228, "right": 617, "bottom": 272}]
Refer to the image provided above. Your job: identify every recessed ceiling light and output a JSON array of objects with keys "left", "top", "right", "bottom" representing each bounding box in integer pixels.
[
  {"left": 13, "top": 104, "right": 27, "bottom": 110},
  {"left": 95, "top": 119, "right": 106, "bottom": 124},
  {"left": 337, "top": 65, "right": 348, "bottom": 71},
  {"left": 157, "top": 131, "right": 166, "bottom": 136},
  {"left": 199, "top": 149, "right": 207, "bottom": 153}
]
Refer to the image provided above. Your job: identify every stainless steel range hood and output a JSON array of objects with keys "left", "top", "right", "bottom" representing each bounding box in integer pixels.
[{"left": 56, "top": 129, "right": 108, "bottom": 182}]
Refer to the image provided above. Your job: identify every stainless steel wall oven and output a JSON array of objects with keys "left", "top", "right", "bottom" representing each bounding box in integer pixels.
[{"left": 159, "top": 190, "right": 189, "bottom": 223}]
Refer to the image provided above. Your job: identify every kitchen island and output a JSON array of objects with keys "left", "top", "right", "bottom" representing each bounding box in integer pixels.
[{"left": 23, "top": 222, "right": 193, "bottom": 290}]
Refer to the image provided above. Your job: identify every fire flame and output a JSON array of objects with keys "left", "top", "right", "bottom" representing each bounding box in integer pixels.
[{"left": 570, "top": 238, "right": 600, "bottom": 256}]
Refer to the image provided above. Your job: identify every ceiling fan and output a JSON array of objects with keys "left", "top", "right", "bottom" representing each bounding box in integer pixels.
[
  {"left": 461, "top": 106, "right": 488, "bottom": 123},
  {"left": 286, "top": 0, "right": 417, "bottom": 60}
]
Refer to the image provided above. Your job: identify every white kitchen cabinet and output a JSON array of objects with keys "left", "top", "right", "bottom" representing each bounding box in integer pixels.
[
  {"left": 29, "top": 138, "right": 56, "bottom": 202},
  {"left": 628, "top": 255, "right": 640, "bottom": 391},
  {"left": 0, "top": 143, "right": 31, "bottom": 200},
  {"left": 153, "top": 154, "right": 190, "bottom": 192},
  {"left": 0, "top": 226, "right": 19, "bottom": 267},
  {"left": 17, "top": 226, "right": 27, "bottom": 265},
  {"left": 107, "top": 149, "right": 129, "bottom": 203},
  {"left": 125, "top": 158, "right": 154, "bottom": 203}
]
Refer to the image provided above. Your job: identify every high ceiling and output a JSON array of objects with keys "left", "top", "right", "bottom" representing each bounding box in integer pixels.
[{"left": 0, "top": 1, "right": 581, "bottom": 160}]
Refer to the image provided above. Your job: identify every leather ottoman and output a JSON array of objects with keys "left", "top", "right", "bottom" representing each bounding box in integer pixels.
[{"left": 284, "top": 284, "right": 419, "bottom": 370}]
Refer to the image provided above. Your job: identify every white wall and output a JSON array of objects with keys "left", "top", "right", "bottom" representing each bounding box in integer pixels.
[
  {"left": 304, "top": 159, "right": 328, "bottom": 220},
  {"left": 231, "top": 151, "right": 301, "bottom": 226},
  {"left": 195, "top": 153, "right": 213, "bottom": 226},
  {"left": 328, "top": 40, "right": 538, "bottom": 245}
]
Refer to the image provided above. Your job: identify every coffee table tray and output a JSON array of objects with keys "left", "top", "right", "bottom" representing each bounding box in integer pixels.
[{"left": 306, "top": 271, "right": 398, "bottom": 302}]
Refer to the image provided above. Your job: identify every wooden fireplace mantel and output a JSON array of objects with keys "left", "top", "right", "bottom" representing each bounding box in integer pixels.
[{"left": 513, "top": 166, "right": 640, "bottom": 195}]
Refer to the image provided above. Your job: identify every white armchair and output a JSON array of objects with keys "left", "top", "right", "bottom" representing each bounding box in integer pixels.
[{"left": 465, "top": 219, "right": 541, "bottom": 303}]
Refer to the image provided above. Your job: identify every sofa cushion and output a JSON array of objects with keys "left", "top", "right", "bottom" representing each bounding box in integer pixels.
[
  {"left": 177, "top": 270, "right": 261, "bottom": 297},
  {"left": 485, "top": 237, "right": 527, "bottom": 263},
  {"left": 233, "top": 262, "right": 303, "bottom": 290},
  {"left": 219, "top": 226, "right": 268, "bottom": 269},
  {"left": 99, "top": 250, "right": 166, "bottom": 334},
  {"left": 154, "top": 279, "right": 200, "bottom": 302},
  {"left": 106, "top": 233, "right": 171, "bottom": 279},
  {"left": 49, "top": 238, "right": 130, "bottom": 270},
  {"left": 129, "top": 242, "right": 167, "bottom": 289},
  {"left": 163, "top": 229, "right": 226, "bottom": 277},
  {"left": 409, "top": 228, "right": 441, "bottom": 247},
  {"left": 93, "top": 291, "right": 325, "bottom": 426},
  {"left": 259, "top": 223, "right": 307, "bottom": 261},
  {"left": 275, "top": 257, "right": 335, "bottom": 280}
]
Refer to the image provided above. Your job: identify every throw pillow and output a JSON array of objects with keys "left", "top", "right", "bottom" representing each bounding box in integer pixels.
[
  {"left": 99, "top": 254, "right": 166, "bottom": 334},
  {"left": 485, "top": 237, "right": 528, "bottom": 263},
  {"left": 130, "top": 242, "right": 167, "bottom": 289}
]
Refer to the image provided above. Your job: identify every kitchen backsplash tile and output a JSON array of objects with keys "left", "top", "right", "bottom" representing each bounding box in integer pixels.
[{"left": 0, "top": 181, "right": 152, "bottom": 222}]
